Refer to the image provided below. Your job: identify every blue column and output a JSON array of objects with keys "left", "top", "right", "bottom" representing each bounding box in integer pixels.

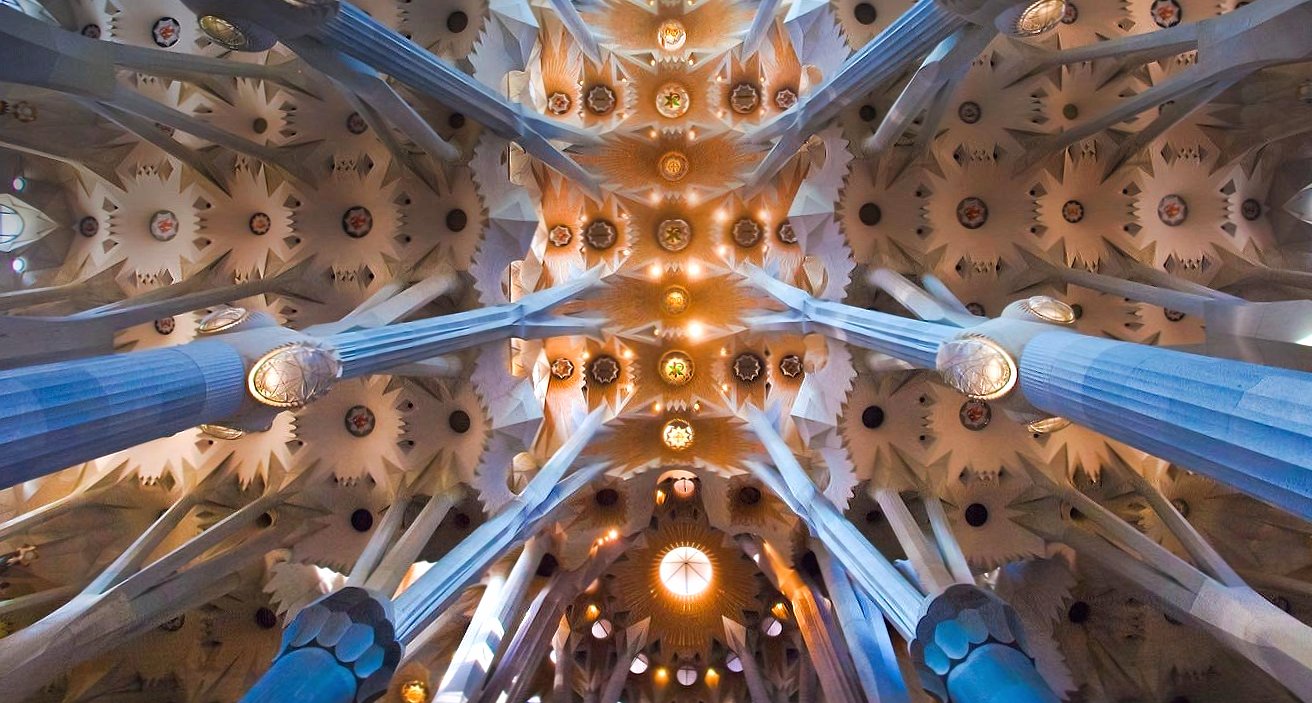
[
  {"left": 240, "top": 587, "right": 401, "bottom": 703},
  {"left": 0, "top": 341, "right": 245, "bottom": 487},
  {"left": 911, "top": 585, "right": 1059, "bottom": 703},
  {"left": 1020, "top": 331, "right": 1312, "bottom": 519}
]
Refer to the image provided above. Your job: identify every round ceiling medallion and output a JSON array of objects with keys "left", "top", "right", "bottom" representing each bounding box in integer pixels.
[
  {"left": 657, "top": 219, "right": 692, "bottom": 252},
  {"left": 589, "top": 355, "right": 621, "bottom": 385},
  {"left": 729, "top": 83, "right": 760, "bottom": 114},
  {"left": 775, "top": 88, "right": 798, "bottom": 110},
  {"left": 548, "top": 224, "right": 574, "bottom": 247},
  {"left": 249, "top": 212, "right": 272, "bottom": 235},
  {"left": 1061, "top": 200, "right": 1085, "bottom": 224},
  {"left": 154, "top": 317, "right": 175, "bottom": 335},
  {"left": 660, "top": 546, "right": 711, "bottom": 597},
  {"left": 731, "top": 218, "right": 762, "bottom": 247},
  {"left": 342, "top": 206, "right": 374, "bottom": 238},
  {"left": 584, "top": 220, "right": 618, "bottom": 250},
  {"left": 777, "top": 221, "right": 797, "bottom": 244},
  {"left": 1151, "top": 0, "right": 1182, "bottom": 27},
  {"left": 1013, "top": 0, "right": 1065, "bottom": 35},
  {"left": 547, "top": 92, "right": 572, "bottom": 116},
  {"left": 79, "top": 216, "right": 99, "bottom": 238},
  {"left": 247, "top": 343, "right": 341, "bottom": 409},
  {"left": 657, "top": 19, "right": 687, "bottom": 51},
  {"left": 399, "top": 681, "right": 429, "bottom": 703},
  {"left": 1157, "top": 194, "right": 1188, "bottom": 227},
  {"left": 344, "top": 405, "right": 376, "bottom": 437},
  {"left": 1164, "top": 308, "right": 1186, "bottom": 322},
  {"left": 656, "top": 84, "right": 690, "bottom": 119},
  {"left": 662, "top": 418, "right": 695, "bottom": 451},
  {"left": 1241, "top": 198, "right": 1262, "bottom": 221},
  {"left": 550, "top": 357, "right": 575, "bottom": 380},
  {"left": 152, "top": 17, "right": 181, "bottom": 48},
  {"left": 658, "top": 350, "right": 695, "bottom": 386},
  {"left": 661, "top": 286, "right": 691, "bottom": 315},
  {"left": 778, "top": 354, "right": 804, "bottom": 378},
  {"left": 82, "top": 24, "right": 101, "bottom": 38},
  {"left": 935, "top": 335, "right": 1017, "bottom": 401},
  {"left": 956, "top": 197, "right": 989, "bottom": 229},
  {"left": 586, "top": 85, "right": 616, "bottom": 114},
  {"left": 959, "top": 399, "right": 992, "bottom": 431},
  {"left": 1062, "top": 1, "right": 1078, "bottom": 22},
  {"left": 733, "top": 352, "right": 763, "bottom": 382},
  {"left": 197, "top": 306, "right": 250, "bottom": 335},
  {"left": 858, "top": 202, "right": 882, "bottom": 226},
  {"left": 853, "top": 1, "right": 877, "bottom": 24},
  {"left": 958, "top": 101, "right": 982, "bottom": 124},
  {"left": 150, "top": 210, "right": 180, "bottom": 241},
  {"left": 346, "top": 112, "right": 368, "bottom": 135},
  {"left": 658, "top": 152, "right": 690, "bottom": 182}
]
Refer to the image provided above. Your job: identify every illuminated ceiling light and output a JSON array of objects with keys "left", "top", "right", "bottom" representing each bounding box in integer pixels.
[
  {"left": 661, "top": 285, "right": 691, "bottom": 315},
  {"left": 771, "top": 601, "right": 790, "bottom": 619},
  {"left": 654, "top": 667, "right": 669, "bottom": 684},
  {"left": 660, "top": 545, "right": 713, "bottom": 597},
  {"left": 198, "top": 15, "right": 249, "bottom": 50},
  {"left": 662, "top": 418, "right": 695, "bottom": 451},
  {"left": 1012, "top": 0, "right": 1066, "bottom": 35},
  {"left": 585, "top": 603, "right": 601, "bottom": 619},
  {"left": 705, "top": 668, "right": 720, "bottom": 687},
  {"left": 659, "top": 351, "right": 696, "bottom": 386},
  {"left": 631, "top": 653, "right": 650, "bottom": 674},
  {"left": 656, "top": 83, "right": 691, "bottom": 119},
  {"left": 657, "top": 19, "right": 687, "bottom": 51},
  {"left": 672, "top": 475, "right": 696, "bottom": 499},
  {"left": 677, "top": 665, "right": 699, "bottom": 687},
  {"left": 657, "top": 218, "right": 692, "bottom": 252},
  {"left": 591, "top": 618, "right": 614, "bottom": 639},
  {"left": 726, "top": 654, "right": 743, "bottom": 673},
  {"left": 761, "top": 615, "right": 783, "bottom": 637},
  {"left": 399, "top": 681, "right": 429, "bottom": 703},
  {"left": 658, "top": 151, "right": 690, "bottom": 182}
]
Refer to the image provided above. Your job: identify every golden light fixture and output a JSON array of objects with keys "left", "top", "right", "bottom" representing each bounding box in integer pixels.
[
  {"left": 1013, "top": 0, "right": 1066, "bottom": 35},
  {"left": 657, "top": 19, "right": 687, "bottom": 51},
  {"left": 655, "top": 83, "right": 691, "bottom": 119},
  {"left": 399, "top": 681, "right": 429, "bottom": 703},
  {"left": 661, "top": 285, "right": 691, "bottom": 315},
  {"left": 658, "top": 151, "right": 690, "bottom": 182},
  {"left": 662, "top": 418, "right": 695, "bottom": 451},
  {"left": 657, "top": 218, "right": 692, "bottom": 252},
  {"left": 660, "top": 545, "right": 713, "bottom": 596},
  {"left": 659, "top": 350, "right": 696, "bottom": 386},
  {"left": 198, "top": 15, "right": 249, "bottom": 50}
]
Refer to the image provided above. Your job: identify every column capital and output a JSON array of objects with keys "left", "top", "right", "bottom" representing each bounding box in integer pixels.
[
  {"left": 275, "top": 587, "right": 402, "bottom": 703},
  {"left": 909, "top": 585, "right": 1040, "bottom": 702}
]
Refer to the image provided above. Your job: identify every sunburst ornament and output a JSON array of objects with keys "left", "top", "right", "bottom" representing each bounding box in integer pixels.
[
  {"left": 657, "top": 19, "right": 687, "bottom": 51},
  {"left": 659, "top": 351, "right": 696, "bottom": 386},
  {"left": 662, "top": 418, "right": 695, "bottom": 450},
  {"left": 659, "top": 152, "right": 691, "bottom": 182},
  {"left": 656, "top": 84, "right": 691, "bottom": 119},
  {"left": 661, "top": 285, "right": 691, "bottom": 315}
]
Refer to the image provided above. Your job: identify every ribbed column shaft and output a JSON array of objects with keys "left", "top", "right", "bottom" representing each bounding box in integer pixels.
[
  {"left": 0, "top": 341, "right": 246, "bottom": 487},
  {"left": 1020, "top": 331, "right": 1312, "bottom": 518}
]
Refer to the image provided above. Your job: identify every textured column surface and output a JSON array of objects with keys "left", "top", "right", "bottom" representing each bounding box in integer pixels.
[
  {"left": 241, "top": 587, "right": 402, "bottom": 703},
  {"left": 1020, "top": 331, "right": 1312, "bottom": 518},
  {"left": 910, "top": 585, "right": 1059, "bottom": 703},
  {"left": 0, "top": 341, "right": 246, "bottom": 487}
]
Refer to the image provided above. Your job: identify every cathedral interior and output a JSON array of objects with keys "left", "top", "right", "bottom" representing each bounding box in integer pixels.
[{"left": 2, "top": 0, "right": 1312, "bottom": 701}]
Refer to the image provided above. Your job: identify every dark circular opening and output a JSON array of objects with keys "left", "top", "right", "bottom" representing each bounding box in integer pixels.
[
  {"left": 536, "top": 553, "right": 559, "bottom": 577},
  {"left": 1062, "top": 104, "right": 1079, "bottom": 120},
  {"left": 448, "top": 113, "right": 467, "bottom": 130},
  {"left": 254, "top": 607, "right": 278, "bottom": 629},
  {"left": 865, "top": 510, "right": 882, "bottom": 524},
  {"left": 1070, "top": 303, "right": 1083, "bottom": 319},
  {"left": 861, "top": 405, "right": 885, "bottom": 429},
  {"left": 446, "top": 208, "right": 468, "bottom": 232},
  {"left": 252, "top": 117, "right": 268, "bottom": 134},
  {"left": 858, "top": 202, "right": 882, "bottom": 226},
  {"left": 858, "top": 104, "right": 878, "bottom": 122},
  {"left": 256, "top": 512, "right": 274, "bottom": 528},
  {"left": 453, "top": 512, "right": 472, "bottom": 529},
  {"left": 1067, "top": 601, "right": 1091, "bottom": 624},
  {"left": 738, "top": 486, "right": 762, "bottom": 505},
  {"left": 449, "top": 410, "right": 472, "bottom": 433},
  {"left": 350, "top": 508, "right": 374, "bottom": 532},
  {"left": 447, "top": 10, "right": 469, "bottom": 33},
  {"left": 595, "top": 488, "right": 620, "bottom": 507},
  {"left": 964, "top": 503, "right": 989, "bottom": 527},
  {"left": 853, "top": 2, "right": 878, "bottom": 25}
]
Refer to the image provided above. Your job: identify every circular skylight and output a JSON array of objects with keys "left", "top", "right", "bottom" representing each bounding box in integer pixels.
[{"left": 659, "top": 546, "right": 712, "bottom": 597}]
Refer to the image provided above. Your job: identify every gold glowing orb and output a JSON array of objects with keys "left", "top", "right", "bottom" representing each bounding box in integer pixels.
[
  {"left": 657, "top": 218, "right": 692, "bottom": 252},
  {"left": 657, "top": 19, "right": 687, "bottom": 51},
  {"left": 400, "top": 681, "right": 429, "bottom": 703},
  {"left": 656, "top": 83, "right": 691, "bottom": 119},
  {"left": 658, "top": 151, "right": 690, "bottom": 182},
  {"left": 662, "top": 418, "right": 695, "bottom": 451},
  {"left": 661, "top": 285, "right": 691, "bottom": 315},
  {"left": 659, "top": 350, "right": 696, "bottom": 386}
]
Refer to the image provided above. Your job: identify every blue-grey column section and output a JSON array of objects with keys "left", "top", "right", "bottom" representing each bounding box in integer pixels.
[
  {"left": 0, "top": 341, "right": 246, "bottom": 487},
  {"left": 1020, "top": 331, "right": 1312, "bottom": 518}
]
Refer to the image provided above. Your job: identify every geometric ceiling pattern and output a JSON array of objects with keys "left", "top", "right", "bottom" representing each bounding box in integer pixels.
[{"left": 1, "top": 0, "right": 1312, "bottom": 701}]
